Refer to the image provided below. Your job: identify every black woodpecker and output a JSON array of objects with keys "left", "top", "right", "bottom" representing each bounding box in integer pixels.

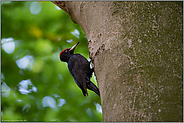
[{"left": 59, "top": 42, "right": 100, "bottom": 97}]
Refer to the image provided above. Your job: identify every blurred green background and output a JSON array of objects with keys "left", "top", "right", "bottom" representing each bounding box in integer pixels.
[{"left": 1, "top": 1, "right": 102, "bottom": 122}]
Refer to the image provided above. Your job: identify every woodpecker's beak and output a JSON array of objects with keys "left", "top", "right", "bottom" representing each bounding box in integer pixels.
[{"left": 69, "top": 42, "right": 79, "bottom": 52}]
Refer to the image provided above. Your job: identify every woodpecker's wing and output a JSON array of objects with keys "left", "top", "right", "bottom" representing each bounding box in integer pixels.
[
  {"left": 68, "top": 54, "right": 90, "bottom": 97},
  {"left": 73, "top": 70, "right": 88, "bottom": 97}
]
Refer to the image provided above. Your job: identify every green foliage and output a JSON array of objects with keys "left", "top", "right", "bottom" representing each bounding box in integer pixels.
[{"left": 1, "top": 1, "right": 102, "bottom": 122}]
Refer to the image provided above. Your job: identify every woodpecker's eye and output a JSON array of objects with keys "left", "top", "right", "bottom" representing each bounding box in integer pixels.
[{"left": 65, "top": 50, "right": 68, "bottom": 52}]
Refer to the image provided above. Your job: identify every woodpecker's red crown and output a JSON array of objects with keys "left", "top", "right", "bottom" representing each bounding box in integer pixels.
[
  {"left": 59, "top": 42, "right": 79, "bottom": 62},
  {"left": 59, "top": 42, "right": 79, "bottom": 57},
  {"left": 59, "top": 48, "right": 70, "bottom": 57}
]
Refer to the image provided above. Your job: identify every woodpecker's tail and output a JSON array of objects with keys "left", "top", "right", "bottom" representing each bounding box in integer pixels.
[{"left": 87, "top": 81, "right": 100, "bottom": 96}]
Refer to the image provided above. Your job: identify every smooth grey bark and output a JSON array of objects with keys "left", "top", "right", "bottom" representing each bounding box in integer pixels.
[{"left": 52, "top": 1, "right": 183, "bottom": 122}]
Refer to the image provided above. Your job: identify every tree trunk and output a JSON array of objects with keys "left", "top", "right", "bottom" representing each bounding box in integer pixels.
[{"left": 52, "top": 1, "right": 183, "bottom": 122}]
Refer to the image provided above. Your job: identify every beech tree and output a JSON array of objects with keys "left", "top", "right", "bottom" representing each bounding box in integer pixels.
[{"left": 52, "top": 1, "right": 183, "bottom": 122}]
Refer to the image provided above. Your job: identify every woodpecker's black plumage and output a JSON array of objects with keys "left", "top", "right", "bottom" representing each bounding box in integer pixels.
[{"left": 59, "top": 42, "right": 100, "bottom": 97}]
